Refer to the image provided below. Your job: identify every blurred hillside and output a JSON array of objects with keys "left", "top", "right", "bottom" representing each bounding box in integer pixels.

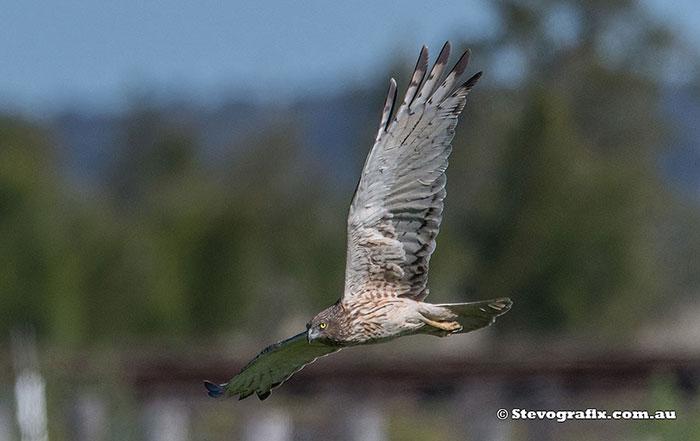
[{"left": 1, "top": 0, "right": 700, "bottom": 351}]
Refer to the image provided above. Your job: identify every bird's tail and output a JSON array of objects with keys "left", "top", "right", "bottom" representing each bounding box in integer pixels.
[{"left": 423, "top": 297, "right": 512, "bottom": 335}]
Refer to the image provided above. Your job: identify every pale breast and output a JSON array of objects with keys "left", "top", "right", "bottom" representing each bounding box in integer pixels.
[{"left": 341, "top": 285, "right": 422, "bottom": 344}]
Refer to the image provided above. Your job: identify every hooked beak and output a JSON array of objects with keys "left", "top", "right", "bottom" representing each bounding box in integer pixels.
[
  {"left": 306, "top": 325, "right": 321, "bottom": 343},
  {"left": 306, "top": 323, "right": 313, "bottom": 343}
]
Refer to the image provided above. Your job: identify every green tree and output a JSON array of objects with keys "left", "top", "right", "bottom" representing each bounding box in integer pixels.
[{"left": 429, "top": 0, "right": 675, "bottom": 338}]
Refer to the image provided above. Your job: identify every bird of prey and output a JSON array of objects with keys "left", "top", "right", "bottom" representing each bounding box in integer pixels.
[{"left": 205, "top": 42, "right": 512, "bottom": 401}]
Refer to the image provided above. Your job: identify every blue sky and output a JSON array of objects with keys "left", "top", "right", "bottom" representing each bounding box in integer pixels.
[{"left": 1, "top": 0, "right": 699, "bottom": 115}]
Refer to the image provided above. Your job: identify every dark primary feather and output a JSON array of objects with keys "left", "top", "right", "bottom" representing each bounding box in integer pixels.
[
  {"left": 393, "top": 45, "right": 428, "bottom": 122},
  {"left": 203, "top": 380, "right": 225, "bottom": 398},
  {"left": 411, "top": 41, "right": 451, "bottom": 108}
]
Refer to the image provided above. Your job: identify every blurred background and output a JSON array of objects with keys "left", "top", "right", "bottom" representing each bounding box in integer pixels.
[{"left": 1, "top": 0, "right": 700, "bottom": 440}]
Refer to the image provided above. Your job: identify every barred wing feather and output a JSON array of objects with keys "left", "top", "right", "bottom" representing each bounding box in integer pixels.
[{"left": 344, "top": 42, "right": 482, "bottom": 302}]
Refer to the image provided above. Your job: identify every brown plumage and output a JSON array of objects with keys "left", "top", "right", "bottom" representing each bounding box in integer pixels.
[{"left": 204, "top": 42, "right": 512, "bottom": 401}]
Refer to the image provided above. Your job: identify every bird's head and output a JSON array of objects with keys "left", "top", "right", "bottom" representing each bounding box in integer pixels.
[{"left": 306, "top": 306, "right": 340, "bottom": 344}]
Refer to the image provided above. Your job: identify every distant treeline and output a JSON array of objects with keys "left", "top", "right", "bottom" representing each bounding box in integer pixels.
[{"left": 1, "top": 0, "right": 699, "bottom": 346}]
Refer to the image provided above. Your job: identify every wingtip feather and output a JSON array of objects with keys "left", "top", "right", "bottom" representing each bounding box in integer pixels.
[
  {"left": 452, "top": 48, "right": 471, "bottom": 78},
  {"left": 440, "top": 40, "right": 451, "bottom": 58},
  {"left": 412, "top": 41, "right": 452, "bottom": 108},
  {"left": 430, "top": 47, "right": 474, "bottom": 104},
  {"left": 396, "top": 44, "right": 430, "bottom": 119},
  {"left": 204, "top": 380, "right": 226, "bottom": 398},
  {"left": 375, "top": 78, "right": 397, "bottom": 139},
  {"left": 463, "top": 71, "right": 483, "bottom": 91}
]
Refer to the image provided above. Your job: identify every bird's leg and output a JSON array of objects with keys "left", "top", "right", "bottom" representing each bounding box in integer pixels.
[{"left": 422, "top": 318, "right": 462, "bottom": 334}]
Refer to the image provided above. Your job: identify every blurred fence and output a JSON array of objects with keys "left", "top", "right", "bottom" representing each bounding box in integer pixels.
[{"left": 2, "top": 344, "right": 699, "bottom": 441}]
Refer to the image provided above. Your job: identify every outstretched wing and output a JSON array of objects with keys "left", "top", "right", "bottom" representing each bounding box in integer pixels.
[
  {"left": 205, "top": 332, "right": 340, "bottom": 400},
  {"left": 344, "top": 42, "right": 482, "bottom": 302}
]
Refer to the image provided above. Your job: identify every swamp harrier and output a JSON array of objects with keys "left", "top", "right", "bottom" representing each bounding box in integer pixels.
[{"left": 205, "top": 42, "right": 512, "bottom": 400}]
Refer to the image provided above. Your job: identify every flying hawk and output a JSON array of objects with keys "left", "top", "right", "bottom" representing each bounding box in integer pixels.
[{"left": 205, "top": 42, "right": 512, "bottom": 401}]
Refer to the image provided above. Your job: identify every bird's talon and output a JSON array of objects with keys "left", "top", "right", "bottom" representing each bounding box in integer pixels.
[{"left": 424, "top": 318, "right": 462, "bottom": 333}]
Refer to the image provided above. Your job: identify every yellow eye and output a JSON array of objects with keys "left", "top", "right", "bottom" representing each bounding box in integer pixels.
[{"left": 319, "top": 323, "right": 327, "bottom": 329}]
